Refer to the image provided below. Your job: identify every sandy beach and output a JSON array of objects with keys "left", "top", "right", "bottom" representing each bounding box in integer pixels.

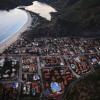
[{"left": 0, "top": 10, "right": 32, "bottom": 54}]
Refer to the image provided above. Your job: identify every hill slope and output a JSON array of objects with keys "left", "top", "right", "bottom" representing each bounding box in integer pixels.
[
  {"left": 0, "top": 0, "right": 33, "bottom": 9},
  {"left": 59, "top": 0, "right": 100, "bottom": 32},
  {"left": 66, "top": 69, "right": 100, "bottom": 100},
  {"left": 26, "top": 0, "right": 100, "bottom": 38}
]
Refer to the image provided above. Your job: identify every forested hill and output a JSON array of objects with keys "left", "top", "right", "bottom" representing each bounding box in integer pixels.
[
  {"left": 24, "top": 0, "right": 100, "bottom": 38},
  {"left": 58, "top": 0, "right": 100, "bottom": 33},
  {"left": 0, "top": 0, "right": 33, "bottom": 9},
  {"left": 0, "top": 0, "right": 78, "bottom": 10}
]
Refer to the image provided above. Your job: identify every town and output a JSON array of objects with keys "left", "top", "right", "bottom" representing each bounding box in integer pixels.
[{"left": 0, "top": 37, "right": 100, "bottom": 100}]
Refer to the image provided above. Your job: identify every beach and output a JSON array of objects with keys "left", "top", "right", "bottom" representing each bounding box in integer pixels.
[{"left": 0, "top": 10, "right": 32, "bottom": 53}]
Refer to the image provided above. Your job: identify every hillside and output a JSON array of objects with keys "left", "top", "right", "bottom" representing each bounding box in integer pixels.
[
  {"left": 66, "top": 69, "right": 100, "bottom": 100},
  {"left": 0, "top": 0, "right": 78, "bottom": 10},
  {"left": 23, "top": 0, "right": 100, "bottom": 39},
  {"left": 59, "top": 0, "right": 100, "bottom": 32},
  {"left": 0, "top": 0, "right": 33, "bottom": 9}
]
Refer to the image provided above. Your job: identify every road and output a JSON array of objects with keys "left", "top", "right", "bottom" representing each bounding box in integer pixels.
[{"left": 37, "top": 57, "right": 45, "bottom": 99}]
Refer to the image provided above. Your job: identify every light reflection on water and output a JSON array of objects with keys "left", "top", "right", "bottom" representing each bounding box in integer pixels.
[
  {"left": 0, "top": 1, "right": 57, "bottom": 44},
  {"left": 0, "top": 8, "right": 28, "bottom": 44}
]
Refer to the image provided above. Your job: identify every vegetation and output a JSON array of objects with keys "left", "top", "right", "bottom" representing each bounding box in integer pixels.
[
  {"left": 59, "top": 0, "right": 100, "bottom": 31},
  {"left": 66, "top": 69, "right": 100, "bottom": 100},
  {"left": 0, "top": 0, "right": 33, "bottom": 9}
]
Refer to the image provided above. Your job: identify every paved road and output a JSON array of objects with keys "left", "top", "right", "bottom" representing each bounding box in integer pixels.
[{"left": 37, "top": 57, "right": 44, "bottom": 99}]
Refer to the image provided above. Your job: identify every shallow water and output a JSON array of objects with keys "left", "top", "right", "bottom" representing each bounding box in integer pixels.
[
  {"left": 0, "top": 8, "right": 28, "bottom": 44},
  {"left": 25, "top": 1, "right": 57, "bottom": 21}
]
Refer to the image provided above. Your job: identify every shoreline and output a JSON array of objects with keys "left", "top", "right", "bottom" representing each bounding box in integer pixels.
[{"left": 0, "top": 10, "right": 32, "bottom": 54}]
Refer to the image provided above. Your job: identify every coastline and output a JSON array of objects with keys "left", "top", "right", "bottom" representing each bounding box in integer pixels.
[{"left": 0, "top": 10, "right": 32, "bottom": 54}]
